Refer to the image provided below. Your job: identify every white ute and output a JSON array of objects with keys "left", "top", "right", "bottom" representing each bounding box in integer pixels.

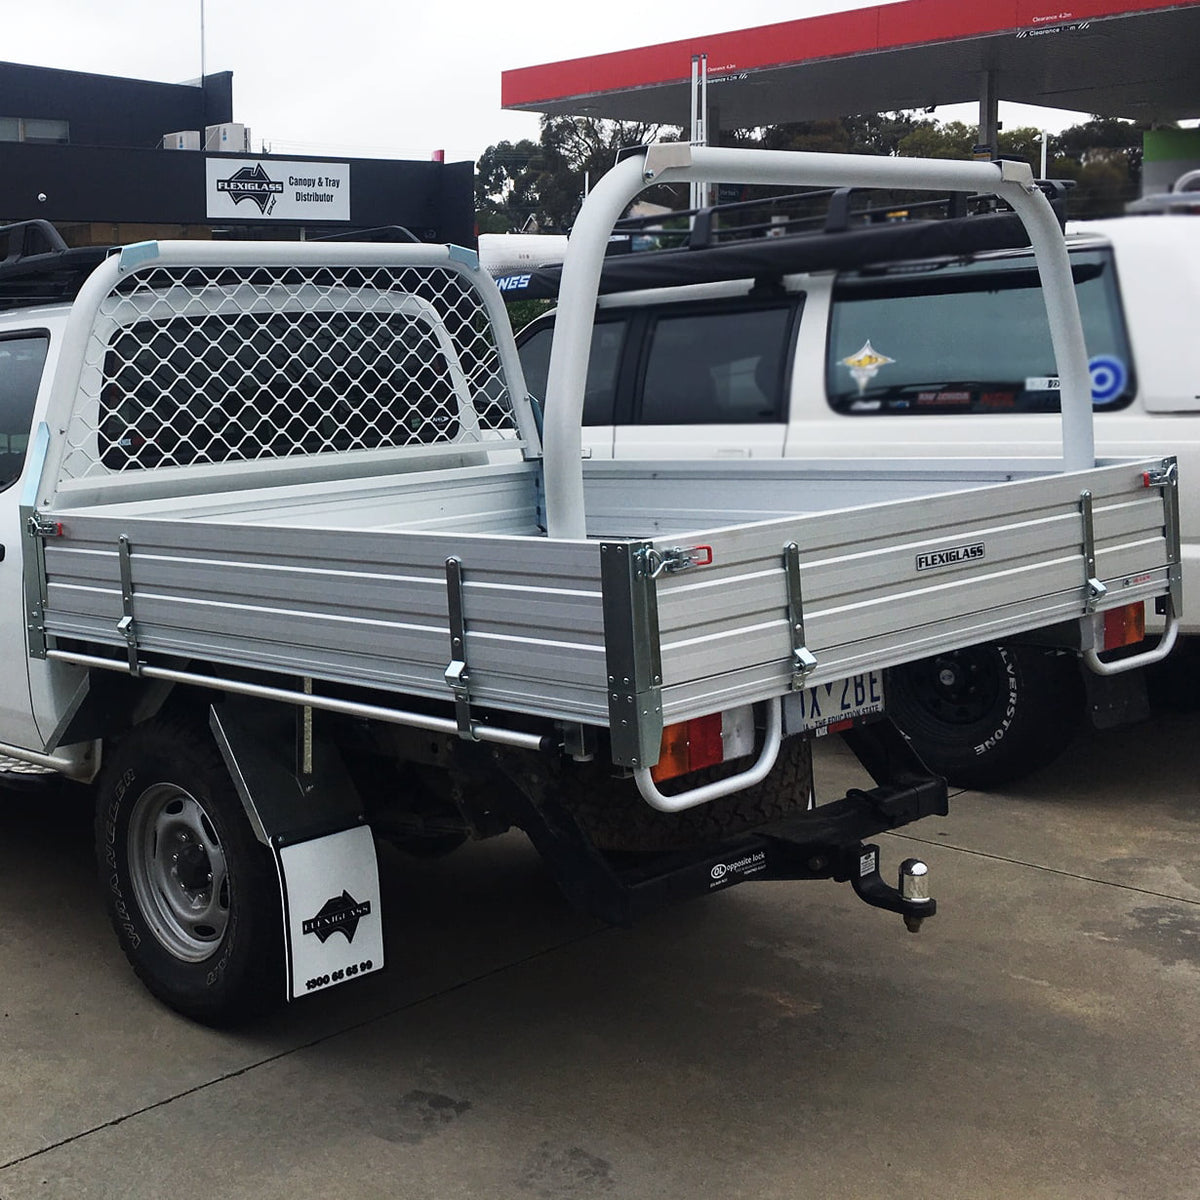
[{"left": 0, "top": 145, "right": 1180, "bottom": 1023}]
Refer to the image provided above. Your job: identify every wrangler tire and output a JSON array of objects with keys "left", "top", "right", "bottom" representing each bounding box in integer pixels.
[{"left": 95, "top": 714, "right": 285, "bottom": 1025}]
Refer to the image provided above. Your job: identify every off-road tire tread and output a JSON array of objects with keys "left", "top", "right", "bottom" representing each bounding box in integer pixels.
[
  {"left": 94, "top": 713, "right": 285, "bottom": 1025},
  {"left": 888, "top": 643, "right": 1083, "bottom": 790},
  {"left": 562, "top": 734, "right": 813, "bottom": 853}
]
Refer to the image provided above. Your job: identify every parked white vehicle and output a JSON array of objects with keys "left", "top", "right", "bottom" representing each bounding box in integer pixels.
[
  {"left": 0, "top": 147, "right": 1179, "bottom": 1023},
  {"left": 515, "top": 195, "right": 1193, "bottom": 787}
]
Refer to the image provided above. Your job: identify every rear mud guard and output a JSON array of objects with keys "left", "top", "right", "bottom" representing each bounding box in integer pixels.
[{"left": 210, "top": 698, "right": 385, "bottom": 1003}]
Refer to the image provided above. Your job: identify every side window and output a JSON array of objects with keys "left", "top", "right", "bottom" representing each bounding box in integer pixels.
[
  {"left": 826, "top": 249, "right": 1135, "bottom": 415},
  {"left": 0, "top": 333, "right": 49, "bottom": 490},
  {"left": 638, "top": 304, "right": 795, "bottom": 425},
  {"left": 516, "top": 318, "right": 627, "bottom": 425}
]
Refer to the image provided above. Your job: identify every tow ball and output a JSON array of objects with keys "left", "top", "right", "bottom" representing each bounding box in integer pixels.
[{"left": 850, "top": 843, "right": 935, "bottom": 933}]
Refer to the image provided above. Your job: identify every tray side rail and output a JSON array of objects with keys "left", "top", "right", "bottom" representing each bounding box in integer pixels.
[{"left": 32, "top": 515, "right": 615, "bottom": 726}]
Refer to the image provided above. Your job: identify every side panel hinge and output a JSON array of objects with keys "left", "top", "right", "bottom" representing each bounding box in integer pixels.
[
  {"left": 117, "top": 534, "right": 141, "bottom": 676},
  {"left": 20, "top": 505, "right": 52, "bottom": 659},
  {"left": 1079, "top": 490, "right": 1107, "bottom": 611},
  {"left": 784, "top": 542, "right": 818, "bottom": 688},
  {"left": 444, "top": 556, "right": 476, "bottom": 740}
]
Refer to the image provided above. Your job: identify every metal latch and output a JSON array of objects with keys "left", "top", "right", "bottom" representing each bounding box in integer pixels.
[
  {"left": 643, "top": 544, "right": 713, "bottom": 579},
  {"left": 1142, "top": 459, "right": 1177, "bottom": 490},
  {"left": 27, "top": 512, "right": 62, "bottom": 539},
  {"left": 783, "top": 542, "right": 818, "bottom": 687}
]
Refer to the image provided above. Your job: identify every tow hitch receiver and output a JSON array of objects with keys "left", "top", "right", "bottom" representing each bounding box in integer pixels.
[
  {"left": 507, "top": 719, "right": 946, "bottom": 931},
  {"left": 852, "top": 845, "right": 935, "bottom": 932}
]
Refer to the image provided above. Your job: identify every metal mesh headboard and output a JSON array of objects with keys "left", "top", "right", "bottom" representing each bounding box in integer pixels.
[{"left": 59, "top": 260, "right": 520, "bottom": 480}]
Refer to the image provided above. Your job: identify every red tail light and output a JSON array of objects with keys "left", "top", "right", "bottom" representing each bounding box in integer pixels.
[{"left": 1102, "top": 602, "right": 1145, "bottom": 651}]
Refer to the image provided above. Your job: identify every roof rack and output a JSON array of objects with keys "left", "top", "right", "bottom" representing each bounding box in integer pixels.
[
  {"left": 0, "top": 221, "right": 113, "bottom": 312},
  {"left": 499, "top": 180, "right": 1072, "bottom": 301}
]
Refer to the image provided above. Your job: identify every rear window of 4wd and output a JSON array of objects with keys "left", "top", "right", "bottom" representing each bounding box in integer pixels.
[
  {"left": 518, "top": 299, "right": 799, "bottom": 425},
  {"left": 639, "top": 306, "right": 793, "bottom": 425},
  {"left": 827, "top": 248, "right": 1135, "bottom": 415}
]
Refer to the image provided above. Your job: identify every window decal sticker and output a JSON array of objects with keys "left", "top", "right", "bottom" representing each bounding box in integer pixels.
[
  {"left": 1089, "top": 355, "right": 1127, "bottom": 405},
  {"left": 841, "top": 341, "right": 895, "bottom": 394}
]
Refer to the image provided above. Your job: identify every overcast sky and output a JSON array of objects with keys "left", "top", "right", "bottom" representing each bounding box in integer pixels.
[{"left": 9, "top": 0, "right": 1095, "bottom": 165}]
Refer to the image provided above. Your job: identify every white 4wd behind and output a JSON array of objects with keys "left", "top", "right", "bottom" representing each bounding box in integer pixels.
[{"left": 516, "top": 197, "right": 1193, "bottom": 787}]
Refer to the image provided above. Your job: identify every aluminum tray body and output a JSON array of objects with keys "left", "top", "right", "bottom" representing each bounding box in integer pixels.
[{"left": 35, "top": 455, "right": 1178, "bottom": 763}]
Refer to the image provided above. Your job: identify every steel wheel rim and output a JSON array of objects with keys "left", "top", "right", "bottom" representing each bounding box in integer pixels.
[
  {"left": 127, "top": 783, "right": 230, "bottom": 962},
  {"left": 911, "top": 648, "right": 1004, "bottom": 726}
]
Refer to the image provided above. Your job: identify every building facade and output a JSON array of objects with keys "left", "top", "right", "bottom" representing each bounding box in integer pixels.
[{"left": 0, "top": 61, "right": 474, "bottom": 247}]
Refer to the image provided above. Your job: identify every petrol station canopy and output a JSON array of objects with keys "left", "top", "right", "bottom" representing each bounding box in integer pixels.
[{"left": 501, "top": 0, "right": 1200, "bottom": 133}]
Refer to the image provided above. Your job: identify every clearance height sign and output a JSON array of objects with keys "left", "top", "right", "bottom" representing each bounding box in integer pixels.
[{"left": 205, "top": 158, "right": 351, "bottom": 222}]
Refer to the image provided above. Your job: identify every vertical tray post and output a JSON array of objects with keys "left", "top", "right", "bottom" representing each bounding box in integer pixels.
[{"left": 601, "top": 540, "right": 664, "bottom": 769}]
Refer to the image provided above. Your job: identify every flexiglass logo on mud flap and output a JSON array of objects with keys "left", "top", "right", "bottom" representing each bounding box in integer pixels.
[
  {"left": 302, "top": 890, "right": 372, "bottom": 944},
  {"left": 709, "top": 851, "right": 767, "bottom": 887}
]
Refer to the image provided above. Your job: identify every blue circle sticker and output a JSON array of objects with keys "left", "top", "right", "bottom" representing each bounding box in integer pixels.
[{"left": 1089, "top": 355, "right": 1127, "bottom": 405}]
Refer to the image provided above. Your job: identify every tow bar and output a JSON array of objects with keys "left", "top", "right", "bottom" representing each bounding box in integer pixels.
[
  {"left": 505, "top": 718, "right": 946, "bottom": 932},
  {"left": 851, "top": 845, "right": 935, "bottom": 933}
]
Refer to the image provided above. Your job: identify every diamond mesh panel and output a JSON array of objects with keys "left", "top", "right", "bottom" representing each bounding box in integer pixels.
[{"left": 61, "top": 263, "right": 518, "bottom": 478}]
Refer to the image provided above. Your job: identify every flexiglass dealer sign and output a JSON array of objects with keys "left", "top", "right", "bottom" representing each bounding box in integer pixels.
[{"left": 206, "top": 158, "right": 351, "bottom": 221}]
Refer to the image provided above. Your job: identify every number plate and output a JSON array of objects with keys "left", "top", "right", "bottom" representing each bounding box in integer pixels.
[{"left": 784, "top": 670, "right": 885, "bottom": 736}]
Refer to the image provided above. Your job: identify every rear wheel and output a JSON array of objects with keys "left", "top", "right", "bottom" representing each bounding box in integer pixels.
[
  {"left": 887, "top": 643, "right": 1083, "bottom": 790},
  {"left": 95, "top": 714, "right": 284, "bottom": 1025}
]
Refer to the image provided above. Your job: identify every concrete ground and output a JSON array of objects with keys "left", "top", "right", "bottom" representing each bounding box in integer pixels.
[{"left": 1, "top": 694, "right": 1198, "bottom": 1199}]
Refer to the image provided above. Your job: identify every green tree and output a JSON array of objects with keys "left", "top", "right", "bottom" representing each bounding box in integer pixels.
[
  {"left": 476, "top": 116, "right": 679, "bottom": 233},
  {"left": 1052, "top": 117, "right": 1146, "bottom": 216},
  {"left": 897, "top": 120, "right": 976, "bottom": 159},
  {"left": 475, "top": 138, "right": 544, "bottom": 233},
  {"left": 735, "top": 111, "right": 928, "bottom": 156},
  {"left": 478, "top": 111, "right": 1158, "bottom": 230}
]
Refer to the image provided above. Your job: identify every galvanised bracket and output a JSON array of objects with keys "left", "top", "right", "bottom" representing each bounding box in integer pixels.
[
  {"left": 784, "top": 542, "right": 818, "bottom": 688},
  {"left": 601, "top": 541, "right": 664, "bottom": 769},
  {"left": 1079, "top": 490, "right": 1108, "bottom": 612},
  {"left": 444, "top": 555, "right": 477, "bottom": 741}
]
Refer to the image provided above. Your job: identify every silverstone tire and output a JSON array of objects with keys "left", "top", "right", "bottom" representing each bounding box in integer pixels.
[
  {"left": 95, "top": 714, "right": 284, "bottom": 1025},
  {"left": 887, "top": 642, "right": 1083, "bottom": 790}
]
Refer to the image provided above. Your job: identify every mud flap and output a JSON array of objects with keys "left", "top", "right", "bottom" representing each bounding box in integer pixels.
[
  {"left": 278, "top": 825, "right": 384, "bottom": 1000},
  {"left": 209, "top": 698, "right": 385, "bottom": 1003}
]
